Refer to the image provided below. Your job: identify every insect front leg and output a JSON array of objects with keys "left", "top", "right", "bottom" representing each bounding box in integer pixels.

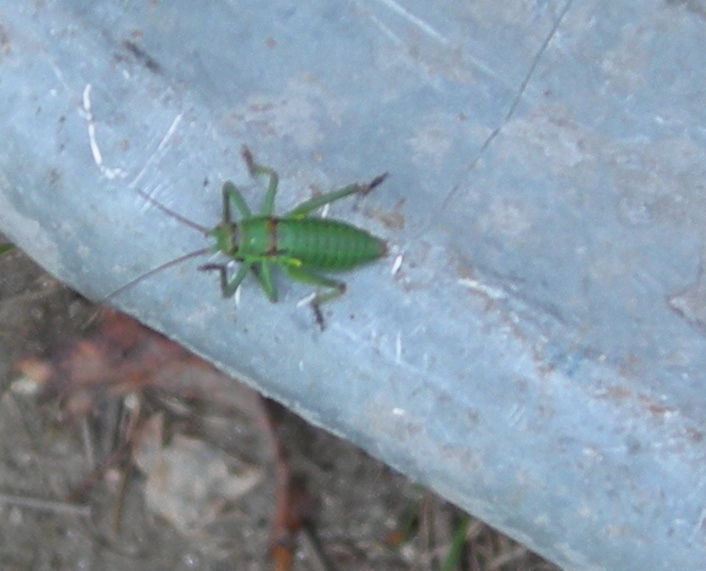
[
  {"left": 222, "top": 181, "right": 252, "bottom": 220},
  {"left": 285, "top": 266, "right": 346, "bottom": 330},
  {"left": 199, "top": 262, "right": 251, "bottom": 298},
  {"left": 286, "top": 172, "right": 388, "bottom": 218},
  {"left": 241, "top": 146, "right": 279, "bottom": 215}
]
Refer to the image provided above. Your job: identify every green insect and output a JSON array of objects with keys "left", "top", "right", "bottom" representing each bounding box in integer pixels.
[{"left": 124, "top": 147, "right": 388, "bottom": 328}]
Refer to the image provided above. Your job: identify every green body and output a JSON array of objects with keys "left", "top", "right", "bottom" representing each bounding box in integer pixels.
[
  {"left": 232, "top": 217, "right": 385, "bottom": 271},
  {"left": 198, "top": 147, "right": 388, "bottom": 328}
]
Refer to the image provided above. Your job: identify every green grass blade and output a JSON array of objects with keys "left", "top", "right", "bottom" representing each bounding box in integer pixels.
[{"left": 440, "top": 516, "right": 471, "bottom": 571}]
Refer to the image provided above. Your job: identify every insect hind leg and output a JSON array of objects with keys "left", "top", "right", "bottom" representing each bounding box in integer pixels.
[
  {"left": 285, "top": 266, "right": 346, "bottom": 330},
  {"left": 250, "top": 261, "right": 278, "bottom": 302},
  {"left": 287, "top": 172, "right": 388, "bottom": 217}
]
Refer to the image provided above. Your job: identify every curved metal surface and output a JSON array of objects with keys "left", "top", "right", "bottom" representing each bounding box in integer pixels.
[{"left": 2, "top": 1, "right": 706, "bottom": 568}]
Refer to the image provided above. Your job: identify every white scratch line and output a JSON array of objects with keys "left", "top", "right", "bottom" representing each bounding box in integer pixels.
[
  {"left": 395, "top": 331, "right": 402, "bottom": 364},
  {"left": 691, "top": 506, "right": 706, "bottom": 542},
  {"left": 375, "top": 0, "right": 449, "bottom": 44},
  {"left": 368, "top": 13, "right": 402, "bottom": 44},
  {"left": 130, "top": 112, "right": 183, "bottom": 189},
  {"left": 297, "top": 291, "right": 317, "bottom": 308},
  {"left": 81, "top": 84, "right": 125, "bottom": 180},
  {"left": 458, "top": 278, "right": 506, "bottom": 300},
  {"left": 507, "top": 403, "right": 524, "bottom": 426},
  {"left": 82, "top": 85, "right": 102, "bottom": 166},
  {"left": 391, "top": 253, "right": 403, "bottom": 276},
  {"left": 48, "top": 60, "right": 74, "bottom": 97},
  {"left": 234, "top": 280, "right": 242, "bottom": 307},
  {"left": 136, "top": 182, "right": 165, "bottom": 214},
  {"left": 156, "top": 113, "right": 183, "bottom": 153}
]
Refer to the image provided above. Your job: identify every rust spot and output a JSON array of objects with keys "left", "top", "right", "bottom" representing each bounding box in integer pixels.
[
  {"left": 618, "top": 353, "right": 644, "bottom": 377},
  {"left": 684, "top": 427, "right": 705, "bottom": 443},
  {"left": 0, "top": 25, "right": 11, "bottom": 56},
  {"left": 638, "top": 395, "right": 676, "bottom": 417},
  {"left": 595, "top": 386, "right": 632, "bottom": 400},
  {"left": 666, "top": 0, "right": 706, "bottom": 19},
  {"left": 47, "top": 168, "right": 60, "bottom": 186},
  {"left": 369, "top": 198, "right": 406, "bottom": 230}
]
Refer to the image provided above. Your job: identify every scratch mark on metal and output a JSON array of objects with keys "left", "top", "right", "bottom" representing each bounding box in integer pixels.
[
  {"left": 297, "top": 291, "right": 317, "bottom": 308},
  {"left": 130, "top": 113, "right": 183, "bottom": 189},
  {"left": 442, "top": 0, "right": 574, "bottom": 208},
  {"left": 48, "top": 61, "right": 71, "bottom": 93},
  {"left": 80, "top": 84, "right": 125, "bottom": 180},
  {"left": 690, "top": 506, "right": 706, "bottom": 543},
  {"left": 374, "top": 0, "right": 449, "bottom": 44},
  {"left": 83, "top": 85, "right": 102, "bottom": 165},
  {"left": 367, "top": 13, "right": 403, "bottom": 44},
  {"left": 136, "top": 181, "right": 166, "bottom": 215},
  {"left": 458, "top": 278, "right": 506, "bottom": 300},
  {"left": 234, "top": 283, "right": 241, "bottom": 307},
  {"left": 507, "top": 403, "right": 525, "bottom": 426},
  {"left": 391, "top": 253, "right": 403, "bottom": 276}
]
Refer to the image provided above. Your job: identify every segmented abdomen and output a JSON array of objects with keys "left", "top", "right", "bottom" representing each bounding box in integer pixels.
[{"left": 274, "top": 218, "right": 386, "bottom": 271}]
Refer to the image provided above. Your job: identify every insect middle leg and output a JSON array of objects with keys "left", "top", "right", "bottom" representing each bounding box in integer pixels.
[
  {"left": 287, "top": 172, "right": 388, "bottom": 217},
  {"left": 200, "top": 260, "right": 278, "bottom": 302}
]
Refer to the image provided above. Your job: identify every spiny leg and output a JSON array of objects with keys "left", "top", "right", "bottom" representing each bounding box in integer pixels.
[
  {"left": 287, "top": 172, "right": 388, "bottom": 217},
  {"left": 285, "top": 265, "right": 347, "bottom": 330},
  {"left": 241, "top": 146, "right": 279, "bottom": 215},
  {"left": 199, "top": 262, "right": 251, "bottom": 298}
]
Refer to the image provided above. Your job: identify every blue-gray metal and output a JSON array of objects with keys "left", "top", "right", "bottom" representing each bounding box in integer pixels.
[{"left": 2, "top": 1, "right": 706, "bottom": 568}]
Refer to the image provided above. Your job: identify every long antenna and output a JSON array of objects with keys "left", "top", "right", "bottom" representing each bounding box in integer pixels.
[
  {"left": 103, "top": 247, "right": 212, "bottom": 304},
  {"left": 134, "top": 188, "right": 210, "bottom": 234}
]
